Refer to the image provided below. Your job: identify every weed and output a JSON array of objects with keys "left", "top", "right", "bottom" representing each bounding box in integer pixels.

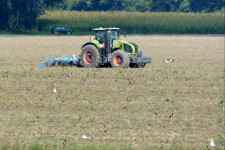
[
  {"left": 218, "top": 99, "right": 224, "bottom": 107},
  {"left": 28, "top": 143, "right": 44, "bottom": 150}
]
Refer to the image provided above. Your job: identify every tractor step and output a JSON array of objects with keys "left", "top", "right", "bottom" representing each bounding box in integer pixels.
[{"left": 39, "top": 54, "right": 81, "bottom": 67}]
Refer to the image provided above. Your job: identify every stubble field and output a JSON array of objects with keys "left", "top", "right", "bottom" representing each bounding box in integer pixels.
[{"left": 0, "top": 35, "right": 224, "bottom": 149}]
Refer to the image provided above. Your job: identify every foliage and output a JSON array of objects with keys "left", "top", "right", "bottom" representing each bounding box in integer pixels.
[
  {"left": 0, "top": 0, "right": 63, "bottom": 30},
  {"left": 38, "top": 11, "right": 225, "bottom": 34},
  {"left": 1, "top": 0, "right": 224, "bottom": 31},
  {"left": 52, "top": 0, "right": 225, "bottom": 12}
]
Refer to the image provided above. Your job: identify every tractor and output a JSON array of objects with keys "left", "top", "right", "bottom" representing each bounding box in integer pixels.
[{"left": 80, "top": 27, "right": 151, "bottom": 68}]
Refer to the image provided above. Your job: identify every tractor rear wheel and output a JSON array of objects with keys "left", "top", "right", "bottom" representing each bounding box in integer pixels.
[
  {"left": 81, "top": 45, "right": 100, "bottom": 67},
  {"left": 110, "top": 51, "right": 130, "bottom": 68}
]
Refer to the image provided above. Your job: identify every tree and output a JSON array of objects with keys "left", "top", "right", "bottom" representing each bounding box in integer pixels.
[
  {"left": 150, "top": 0, "right": 171, "bottom": 12},
  {"left": 179, "top": 0, "right": 191, "bottom": 12},
  {"left": 0, "top": 0, "right": 10, "bottom": 29},
  {"left": 54, "top": 0, "right": 224, "bottom": 12},
  {"left": 136, "top": 0, "right": 151, "bottom": 12},
  {"left": 0, "top": 0, "right": 63, "bottom": 30},
  {"left": 189, "top": 0, "right": 223, "bottom": 12}
]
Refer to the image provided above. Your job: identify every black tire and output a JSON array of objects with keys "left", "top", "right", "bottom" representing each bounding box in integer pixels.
[
  {"left": 81, "top": 45, "right": 100, "bottom": 67},
  {"left": 110, "top": 51, "right": 130, "bottom": 68}
]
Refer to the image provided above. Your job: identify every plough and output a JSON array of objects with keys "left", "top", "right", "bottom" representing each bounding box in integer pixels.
[{"left": 39, "top": 54, "right": 81, "bottom": 67}]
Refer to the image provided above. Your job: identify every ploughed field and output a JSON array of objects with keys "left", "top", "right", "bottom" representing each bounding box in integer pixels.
[{"left": 0, "top": 35, "right": 224, "bottom": 149}]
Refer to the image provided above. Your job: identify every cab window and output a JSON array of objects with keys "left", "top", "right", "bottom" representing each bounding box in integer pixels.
[
  {"left": 109, "top": 31, "right": 119, "bottom": 41},
  {"left": 96, "top": 31, "right": 107, "bottom": 43}
]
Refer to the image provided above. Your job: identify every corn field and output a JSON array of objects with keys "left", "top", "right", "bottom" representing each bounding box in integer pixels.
[{"left": 38, "top": 11, "right": 225, "bottom": 34}]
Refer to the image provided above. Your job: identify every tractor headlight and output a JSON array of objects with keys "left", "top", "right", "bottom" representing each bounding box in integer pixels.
[{"left": 100, "top": 43, "right": 105, "bottom": 48}]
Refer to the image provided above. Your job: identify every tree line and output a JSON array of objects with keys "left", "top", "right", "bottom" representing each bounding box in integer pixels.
[
  {"left": 56, "top": 0, "right": 224, "bottom": 12},
  {"left": 0, "top": 0, "right": 224, "bottom": 31},
  {"left": 0, "top": 0, "right": 63, "bottom": 30}
]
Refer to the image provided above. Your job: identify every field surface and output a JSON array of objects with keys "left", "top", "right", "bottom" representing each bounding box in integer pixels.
[{"left": 0, "top": 35, "right": 224, "bottom": 149}]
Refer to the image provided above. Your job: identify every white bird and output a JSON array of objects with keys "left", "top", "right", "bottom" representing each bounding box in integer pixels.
[
  {"left": 165, "top": 59, "right": 174, "bottom": 64},
  {"left": 209, "top": 138, "right": 215, "bottom": 147},
  {"left": 104, "top": 125, "right": 107, "bottom": 133},
  {"left": 53, "top": 88, "right": 57, "bottom": 93},
  {"left": 82, "top": 135, "right": 91, "bottom": 140}
]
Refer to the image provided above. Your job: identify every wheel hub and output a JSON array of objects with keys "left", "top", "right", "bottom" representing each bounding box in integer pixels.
[
  {"left": 86, "top": 53, "right": 93, "bottom": 63},
  {"left": 113, "top": 55, "right": 122, "bottom": 66},
  {"left": 117, "top": 58, "right": 122, "bottom": 63},
  {"left": 84, "top": 51, "right": 94, "bottom": 64}
]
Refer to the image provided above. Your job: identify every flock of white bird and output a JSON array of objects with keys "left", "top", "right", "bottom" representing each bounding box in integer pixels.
[{"left": 51, "top": 60, "right": 216, "bottom": 148}]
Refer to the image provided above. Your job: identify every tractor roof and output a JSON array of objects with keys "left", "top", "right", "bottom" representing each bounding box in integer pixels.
[{"left": 93, "top": 27, "right": 120, "bottom": 31}]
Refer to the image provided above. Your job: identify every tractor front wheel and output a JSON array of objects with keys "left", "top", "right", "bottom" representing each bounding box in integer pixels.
[
  {"left": 81, "top": 45, "right": 100, "bottom": 67},
  {"left": 110, "top": 51, "right": 130, "bottom": 68}
]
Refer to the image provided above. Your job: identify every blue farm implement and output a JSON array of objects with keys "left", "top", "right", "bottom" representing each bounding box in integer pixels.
[{"left": 39, "top": 54, "right": 81, "bottom": 67}]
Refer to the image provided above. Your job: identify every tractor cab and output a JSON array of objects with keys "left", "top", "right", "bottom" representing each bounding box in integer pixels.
[{"left": 94, "top": 27, "right": 120, "bottom": 49}]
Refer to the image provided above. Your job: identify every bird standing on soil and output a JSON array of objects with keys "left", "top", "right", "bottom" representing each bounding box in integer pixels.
[
  {"left": 169, "top": 113, "right": 173, "bottom": 118},
  {"left": 104, "top": 125, "right": 107, "bottom": 133},
  {"left": 63, "top": 139, "right": 67, "bottom": 145},
  {"left": 155, "top": 109, "right": 159, "bottom": 115},
  {"left": 25, "top": 99, "right": 30, "bottom": 103},
  {"left": 145, "top": 80, "right": 148, "bottom": 84},
  {"left": 82, "top": 135, "right": 91, "bottom": 140},
  {"left": 165, "top": 97, "right": 169, "bottom": 101},
  {"left": 80, "top": 78, "right": 86, "bottom": 83},
  {"left": 165, "top": 59, "right": 174, "bottom": 64},
  {"left": 209, "top": 138, "right": 215, "bottom": 148},
  {"left": 127, "top": 98, "right": 130, "bottom": 102}
]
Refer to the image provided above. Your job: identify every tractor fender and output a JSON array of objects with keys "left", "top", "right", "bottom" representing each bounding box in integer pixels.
[{"left": 82, "top": 42, "right": 99, "bottom": 50}]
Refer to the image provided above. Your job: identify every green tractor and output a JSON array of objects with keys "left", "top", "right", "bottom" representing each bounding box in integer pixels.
[{"left": 80, "top": 27, "right": 151, "bottom": 68}]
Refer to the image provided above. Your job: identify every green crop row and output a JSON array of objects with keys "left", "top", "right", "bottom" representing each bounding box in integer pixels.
[{"left": 38, "top": 11, "right": 225, "bottom": 34}]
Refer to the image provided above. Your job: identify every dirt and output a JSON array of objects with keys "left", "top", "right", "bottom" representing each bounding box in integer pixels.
[{"left": 0, "top": 35, "right": 224, "bottom": 149}]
